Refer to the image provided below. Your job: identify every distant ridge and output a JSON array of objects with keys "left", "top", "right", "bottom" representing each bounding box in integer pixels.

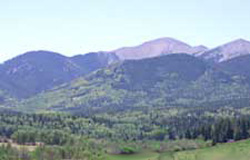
[
  {"left": 199, "top": 39, "right": 250, "bottom": 62},
  {"left": 111, "top": 37, "right": 208, "bottom": 60},
  {"left": 2, "top": 37, "right": 250, "bottom": 63},
  {"left": 0, "top": 37, "right": 250, "bottom": 100}
]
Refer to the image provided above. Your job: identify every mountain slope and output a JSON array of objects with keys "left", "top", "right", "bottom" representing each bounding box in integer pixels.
[
  {"left": 1, "top": 38, "right": 250, "bottom": 112},
  {"left": 70, "top": 52, "right": 119, "bottom": 73},
  {"left": 0, "top": 51, "right": 83, "bottom": 98},
  {"left": 112, "top": 38, "right": 208, "bottom": 60},
  {"left": 199, "top": 39, "right": 250, "bottom": 62},
  {"left": 12, "top": 53, "right": 250, "bottom": 113},
  {"left": 216, "top": 55, "right": 250, "bottom": 80},
  {"left": 0, "top": 51, "right": 118, "bottom": 98},
  {"left": 16, "top": 54, "right": 207, "bottom": 112}
]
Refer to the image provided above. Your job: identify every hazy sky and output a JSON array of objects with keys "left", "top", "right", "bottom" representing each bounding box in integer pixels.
[{"left": 0, "top": 0, "right": 250, "bottom": 62}]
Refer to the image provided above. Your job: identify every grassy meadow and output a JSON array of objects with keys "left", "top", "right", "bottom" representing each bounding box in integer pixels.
[{"left": 108, "top": 140, "right": 250, "bottom": 160}]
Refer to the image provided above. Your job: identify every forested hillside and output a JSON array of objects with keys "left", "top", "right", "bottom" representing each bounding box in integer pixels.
[
  {"left": 1, "top": 106, "right": 250, "bottom": 159},
  {"left": 15, "top": 53, "right": 250, "bottom": 113},
  {"left": 0, "top": 51, "right": 118, "bottom": 99}
]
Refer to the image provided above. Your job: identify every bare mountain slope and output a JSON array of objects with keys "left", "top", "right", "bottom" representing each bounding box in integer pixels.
[
  {"left": 199, "top": 39, "right": 250, "bottom": 62},
  {"left": 112, "top": 37, "right": 208, "bottom": 60}
]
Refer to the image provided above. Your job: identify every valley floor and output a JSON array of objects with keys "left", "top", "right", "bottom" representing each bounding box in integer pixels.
[{"left": 108, "top": 140, "right": 250, "bottom": 160}]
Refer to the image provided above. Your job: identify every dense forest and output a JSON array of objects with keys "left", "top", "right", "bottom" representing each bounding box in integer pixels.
[{"left": 1, "top": 106, "right": 250, "bottom": 159}]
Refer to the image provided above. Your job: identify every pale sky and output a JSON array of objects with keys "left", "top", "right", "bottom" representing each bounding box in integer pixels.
[{"left": 0, "top": 0, "right": 250, "bottom": 62}]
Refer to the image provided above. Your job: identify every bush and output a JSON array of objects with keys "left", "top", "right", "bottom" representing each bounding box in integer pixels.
[{"left": 119, "top": 146, "right": 137, "bottom": 154}]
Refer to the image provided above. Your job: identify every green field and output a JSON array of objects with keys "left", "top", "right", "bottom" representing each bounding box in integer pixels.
[
  {"left": 167, "top": 140, "right": 250, "bottom": 160},
  {"left": 108, "top": 140, "right": 250, "bottom": 160}
]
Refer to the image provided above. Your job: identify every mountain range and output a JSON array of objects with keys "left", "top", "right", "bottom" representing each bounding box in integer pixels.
[{"left": 0, "top": 37, "right": 250, "bottom": 113}]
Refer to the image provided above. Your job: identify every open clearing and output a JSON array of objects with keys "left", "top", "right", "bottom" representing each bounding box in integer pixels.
[
  {"left": 108, "top": 140, "right": 250, "bottom": 160},
  {"left": 0, "top": 142, "right": 38, "bottom": 152}
]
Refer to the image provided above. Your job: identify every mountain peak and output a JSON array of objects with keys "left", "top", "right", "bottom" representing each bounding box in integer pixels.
[
  {"left": 230, "top": 38, "right": 250, "bottom": 43},
  {"left": 199, "top": 38, "right": 250, "bottom": 62},
  {"left": 143, "top": 37, "right": 189, "bottom": 45},
  {"left": 3, "top": 50, "right": 67, "bottom": 67},
  {"left": 113, "top": 37, "right": 206, "bottom": 60},
  {"left": 21, "top": 50, "right": 63, "bottom": 56},
  {"left": 223, "top": 38, "right": 250, "bottom": 47}
]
